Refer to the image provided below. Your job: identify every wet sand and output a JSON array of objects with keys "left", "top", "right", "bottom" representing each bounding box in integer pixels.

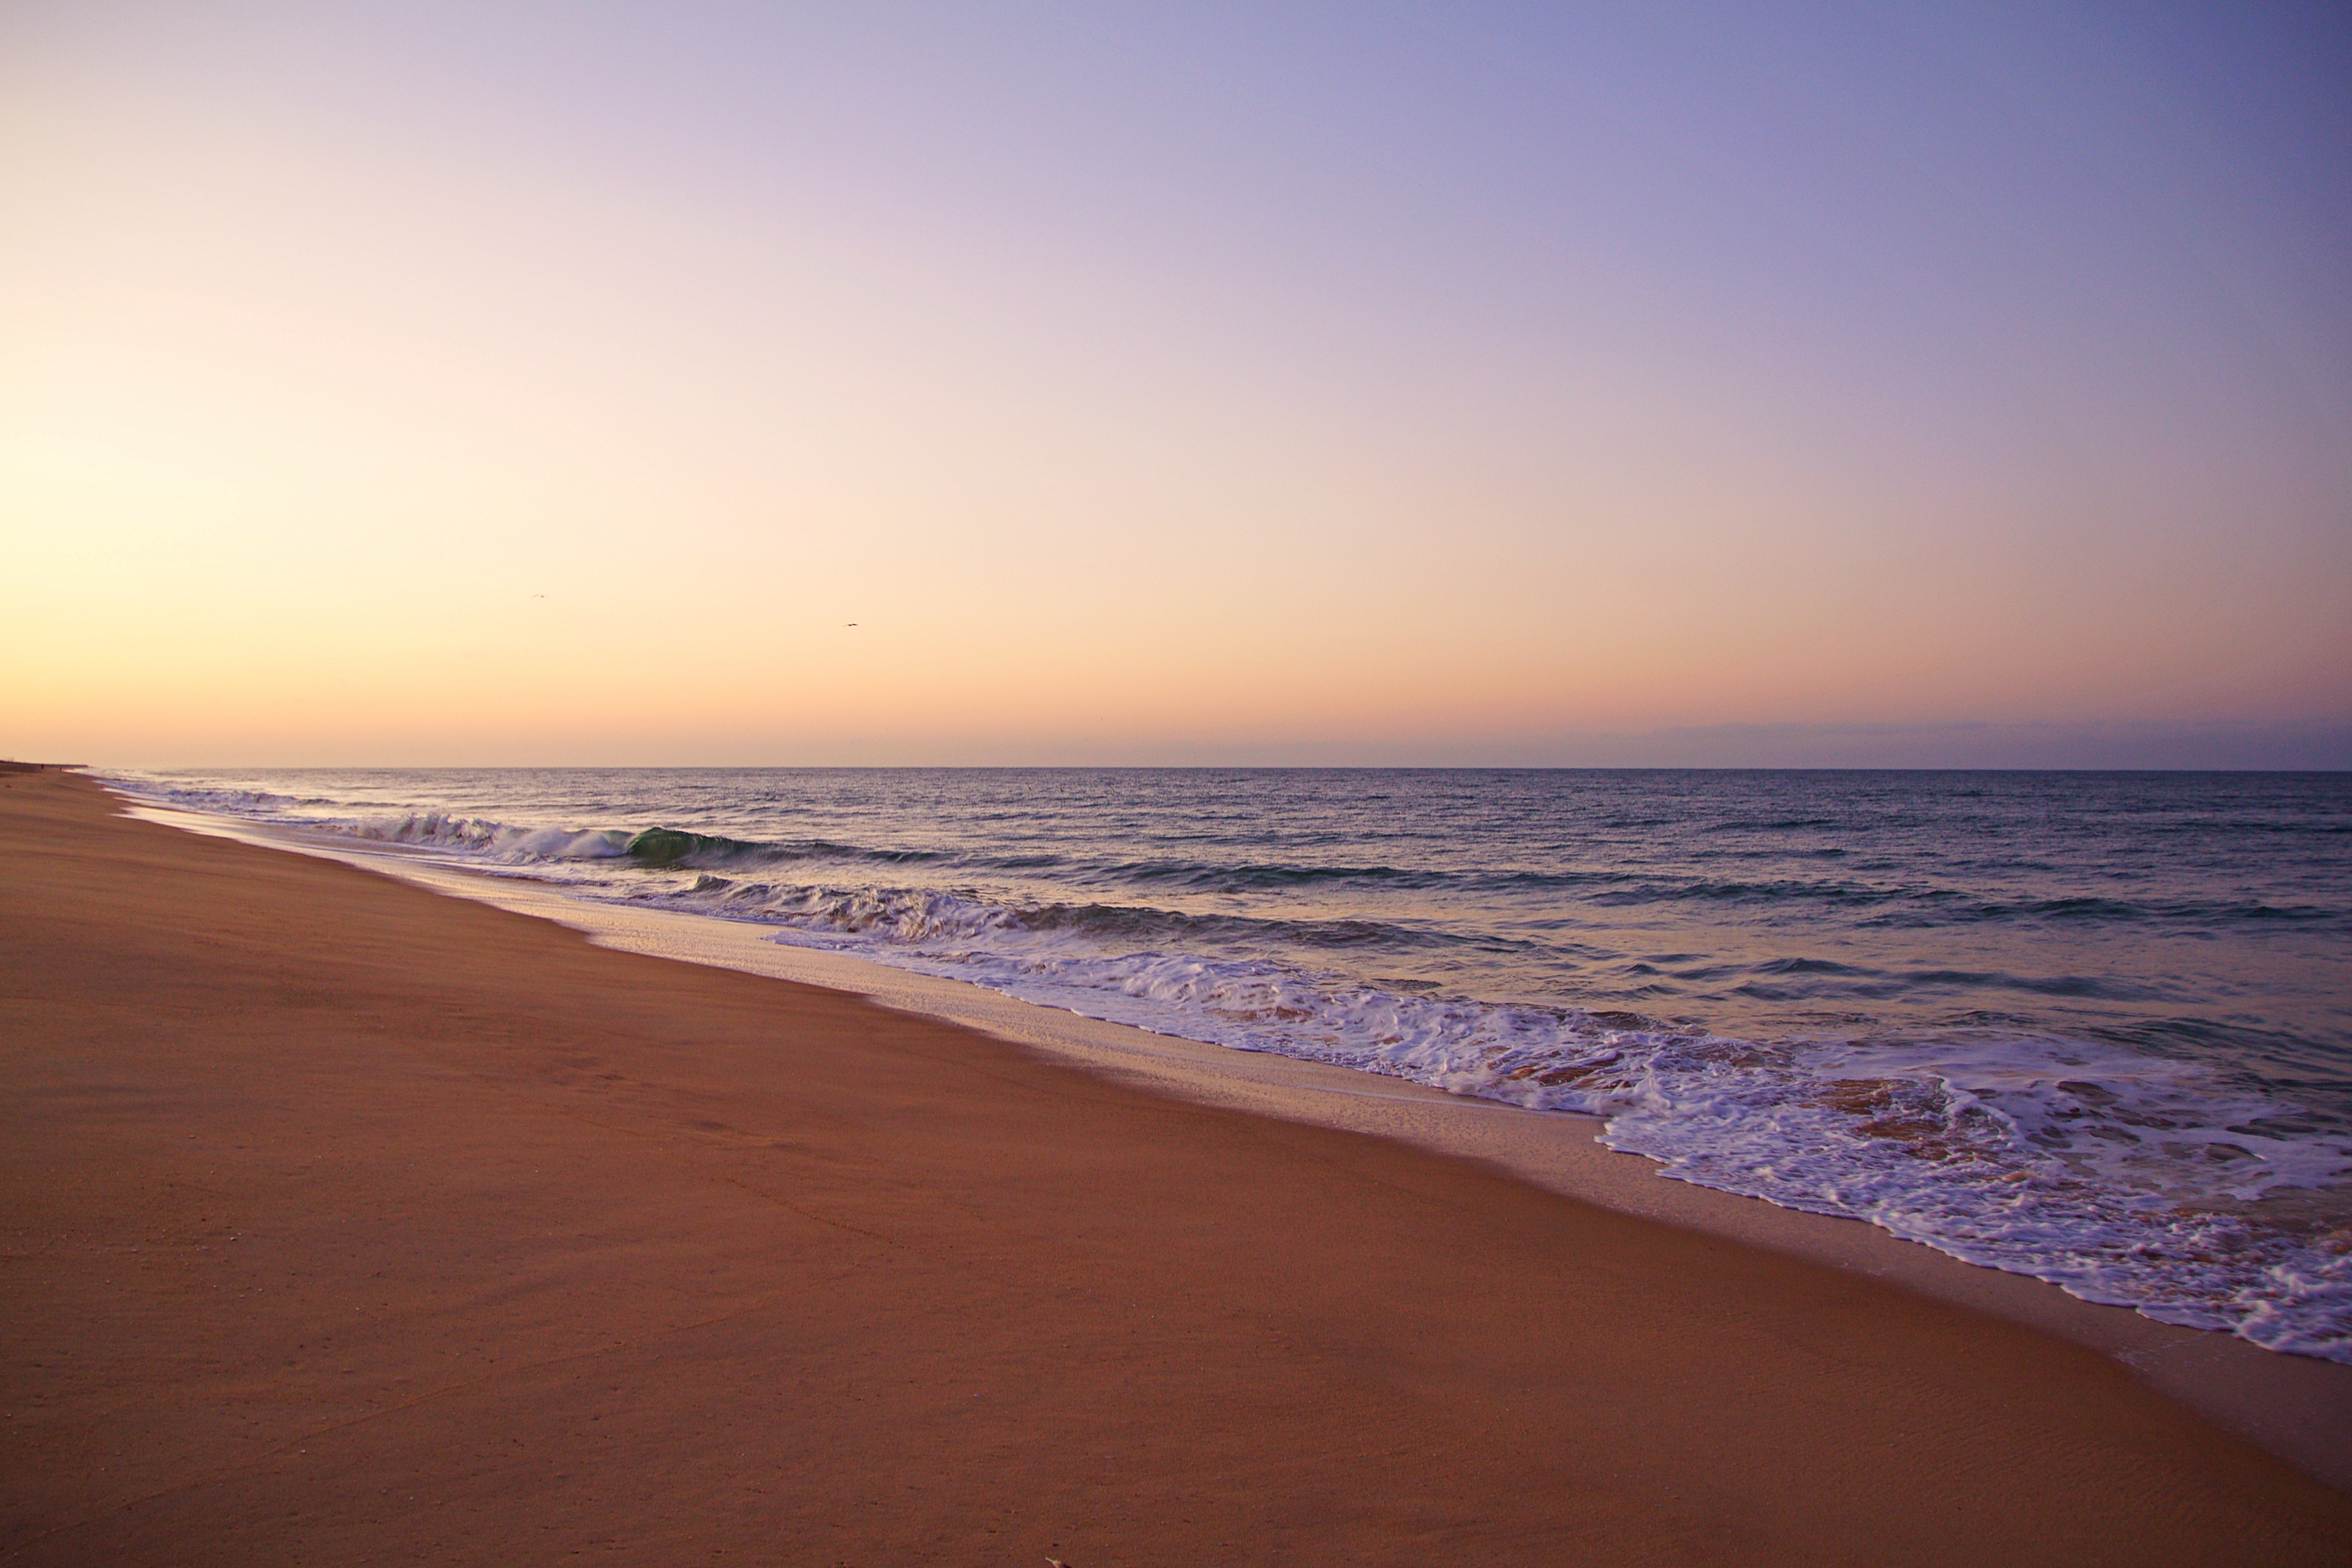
[{"left": 4, "top": 767, "right": 2347, "bottom": 1564}]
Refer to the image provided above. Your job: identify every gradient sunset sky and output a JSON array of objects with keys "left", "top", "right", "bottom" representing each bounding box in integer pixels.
[{"left": 5, "top": 3, "right": 2347, "bottom": 766}]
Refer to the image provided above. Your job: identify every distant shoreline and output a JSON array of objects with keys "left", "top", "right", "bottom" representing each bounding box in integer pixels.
[{"left": 64, "top": 760, "right": 2352, "bottom": 772}]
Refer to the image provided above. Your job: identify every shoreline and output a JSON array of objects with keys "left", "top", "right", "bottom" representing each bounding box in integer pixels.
[
  {"left": 7, "top": 767, "right": 2348, "bottom": 1563},
  {"left": 120, "top": 786, "right": 2352, "bottom": 1488}
]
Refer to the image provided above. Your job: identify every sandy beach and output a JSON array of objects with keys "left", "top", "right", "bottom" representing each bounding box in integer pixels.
[{"left": 4, "top": 766, "right": 2347, "bottom": 1566}]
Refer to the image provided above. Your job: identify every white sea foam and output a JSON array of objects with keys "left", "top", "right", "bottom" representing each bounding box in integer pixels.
[
  {"left": 347, "top": 811, "right": 636, "bottom": 861},
  {"left": 639, "top": 870, "right": 2352, "bottom": 1360}
]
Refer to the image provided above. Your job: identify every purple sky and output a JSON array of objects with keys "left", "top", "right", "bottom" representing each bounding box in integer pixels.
[{"left": 4, "top": 4, "right": 2346, "bottom": 765}]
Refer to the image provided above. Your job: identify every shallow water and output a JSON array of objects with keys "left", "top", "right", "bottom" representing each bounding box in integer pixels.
[{"left": 110, "top": 766, "right": 2352, "bottom": 1359}]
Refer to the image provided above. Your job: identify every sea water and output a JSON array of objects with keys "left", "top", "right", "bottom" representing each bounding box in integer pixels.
[{"left": 110, "top": 767, "right": 2352, "bottom": 1360}]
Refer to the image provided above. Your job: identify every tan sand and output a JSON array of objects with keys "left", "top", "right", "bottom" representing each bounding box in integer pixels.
[
  {"left": 123, "top": 788, "right": 2352, "bottom": 1487},
  {"left": 3, "top": 766, "right": 2346, "bottom": 1565}
]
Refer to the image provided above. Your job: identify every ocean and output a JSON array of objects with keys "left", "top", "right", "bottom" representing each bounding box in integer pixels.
[{"left": 110, "top": 766, "right": 2352, "bottom": 1360}]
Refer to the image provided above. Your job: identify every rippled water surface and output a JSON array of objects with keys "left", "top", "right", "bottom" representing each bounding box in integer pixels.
[{"left": 115, "top": 767, "right": 2352, "bottom": 1358}]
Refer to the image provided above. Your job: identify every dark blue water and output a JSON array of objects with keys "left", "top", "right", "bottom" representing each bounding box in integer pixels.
[{"left": 116, "top": 767, "right": 2352, "bottom": 1358}]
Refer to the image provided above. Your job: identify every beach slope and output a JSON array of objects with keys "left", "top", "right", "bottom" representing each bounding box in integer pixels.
[{"left": 3, "top": 768, "right": 2345, "bottom": 1565}]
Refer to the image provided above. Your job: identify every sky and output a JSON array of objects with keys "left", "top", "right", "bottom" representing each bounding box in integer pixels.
[{"left": 3, "top": 2, "right": 2347, "bottom": 767}]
